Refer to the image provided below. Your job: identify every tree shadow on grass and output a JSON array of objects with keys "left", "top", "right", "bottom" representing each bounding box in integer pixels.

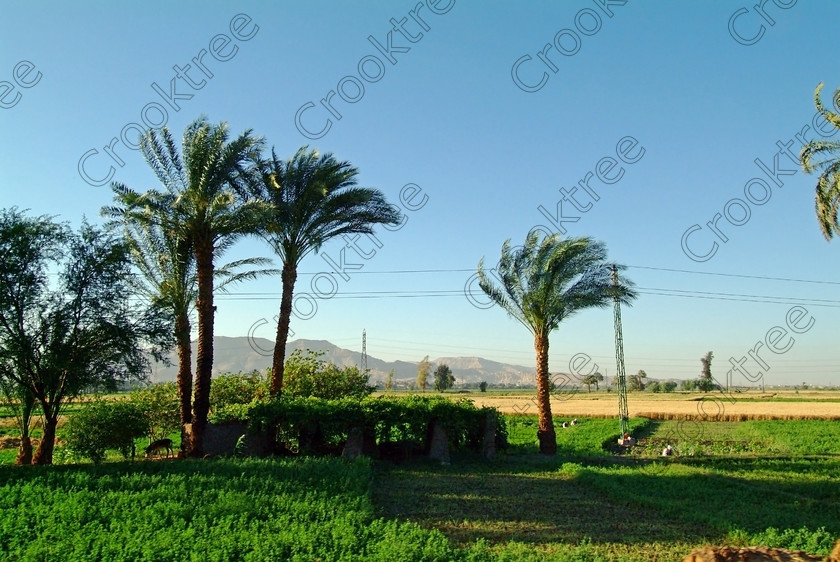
[
  {"left": 371, "top": 454, "right": 840, "bottom": 548},
  {"left": 371, "top": 456, "right": 710, "bottom": 547}
]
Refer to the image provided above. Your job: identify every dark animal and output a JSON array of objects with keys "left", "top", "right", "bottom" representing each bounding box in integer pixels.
[{"left": 145, "top": 438, "right": 173, "bottom": 458}]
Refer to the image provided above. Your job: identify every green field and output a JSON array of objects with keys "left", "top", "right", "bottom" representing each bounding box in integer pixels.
[{"left": 1, "top": 416, "right": 838, "bottom": 561}]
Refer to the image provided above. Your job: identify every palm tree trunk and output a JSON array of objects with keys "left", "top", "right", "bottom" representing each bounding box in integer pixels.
[
  {"left": 32, "top": 414, "right": 58, "bottom": 465},
  {"left": 270, "top": 259, "right": 297, "bottom": 397},
  {"left": 189, "top": 238, "right": 214, "bottom": 457},
  {"left": 175, "top": 311, "right": 192, "bottom": 453},
  {"left": 15, "top": 436, "right": 33, "bottom": 465},
  {"left": 534, "top": 333, "right": 556, "bottom": 455}
]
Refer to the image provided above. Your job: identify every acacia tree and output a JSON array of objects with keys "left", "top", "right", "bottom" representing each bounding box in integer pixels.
[
  {"left": 582, "top": 372, "right": 603, "bottom": 392},
  {"left": 106, "top": 118, "right": 266, "bottom": 457},
  {"left": 0, "top": 377, "right": 35, "bottom": 464},
  {"left": 416, "top": 355, "right": 431, "bottom": 392},
  {"left": 800, "top": 82, "right": 840, "bottom": 240},
  {"left": 247, "top": 147, "right": 402, "bottom": 396},
  {"left": 478, "top": 232, "right": 636, "bottom": 454},
  {"left": 0, "top": 209, "right": 170, "bottom": 464}
]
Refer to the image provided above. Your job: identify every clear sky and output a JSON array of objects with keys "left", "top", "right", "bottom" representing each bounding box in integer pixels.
[{"left": 2, "top": 1, "right": 838, "bottom": 386}]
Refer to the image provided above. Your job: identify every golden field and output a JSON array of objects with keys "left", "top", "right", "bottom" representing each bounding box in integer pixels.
[{"left": 467, "top": 390, "right": 840, "bottom": 420}]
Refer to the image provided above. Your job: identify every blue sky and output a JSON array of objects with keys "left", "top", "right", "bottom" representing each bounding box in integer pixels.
[{"left": 2, "top": 1, "right": 838, "bottom": 386}]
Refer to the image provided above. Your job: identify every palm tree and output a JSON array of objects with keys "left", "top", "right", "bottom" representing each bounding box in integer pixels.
[
  {"left": 103, "top": 186, "right": 273, "bottom": 452},
  {"left": 800, "top": 82, "right": 840, "bottom": 240},
  {"left": 108, "top": 117, "right": 265, "bottom": 456},
  {"left": 248, "top": 147, "right": 402, "bottom": 396},
  {"left": 631, "top": 369, "right": 647, "bottom": 391},
  {"left": 477, "top": 232, "right": 636, "bottom": 454}
]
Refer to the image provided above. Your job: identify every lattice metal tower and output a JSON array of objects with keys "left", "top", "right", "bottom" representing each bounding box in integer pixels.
[
  {"left": 361, "top": 329, "right": 367, "bottom": 372},
  {"left": 612, "top": 267, "right": 630, "bottom": 437}
]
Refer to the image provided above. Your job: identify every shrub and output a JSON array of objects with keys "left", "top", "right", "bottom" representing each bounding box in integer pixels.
[
  {"left": 131, "top": 382, "right": 179, "bottom": 440},
  {"left": 663, "top": 381, "right": 678, "bottom": 393},
  {"left": 681, "top": 379, "right": 696, "bottom": 391},
  {"left": 696, "top": 377, "right": 717, "bottom": 392},
  {"left": 244, "top": 395, "right": 504, "bottom": 455},
  {"left": 210, "top": 370, "right": 269, "bottom": 411},
  {"left": 747, "top": 526, "right": 836, "bottom": 556},
  {"left": 66, "top": 399, "right": 148, "bottom": 463},
  {"left": 479, "top": 381, "right": 488, "bottom": 392},
  {"left": 284, "top": 349, "right": 375, "bottom": 400},
  {"left": 648, "top": 381, "right": 662, "bottom": 393}
]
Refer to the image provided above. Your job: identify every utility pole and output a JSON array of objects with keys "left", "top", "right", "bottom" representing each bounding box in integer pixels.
[
  {"left": 361, "top": 329, "right": 367, "bottom": 373},
  {"left": 612, "top": 266, "right": 632, "bottom": 445}
]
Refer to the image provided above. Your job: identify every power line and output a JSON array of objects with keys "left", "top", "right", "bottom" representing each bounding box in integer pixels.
[
  {"left": 626, "top": 265, "right": 840, "bottom": 286},
  {"left": 285, "top": 265, "right": 840, "bottom": 286},
  {"left": 214, "top": 287, "right": 840, "bottom": 308}
]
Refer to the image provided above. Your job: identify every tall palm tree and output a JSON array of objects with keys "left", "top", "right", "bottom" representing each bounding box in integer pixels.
[
  {"left": 477, "top": 232, "right": 636, "bottom": 454},
  {"left": 248, "top": 147, "right": 402, "bottom": 396},
  {"left": 103, "top": 186, "right": 273, "bottom": 452},
  {"left": 800, "top": 82, "right": 840, "bottom": 240},
  {"left": 110, "top": 117, "right": 265, "bottom": 456}
]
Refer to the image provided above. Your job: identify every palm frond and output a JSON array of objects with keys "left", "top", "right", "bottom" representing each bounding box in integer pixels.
[{"left": 478, "top": 232, "right": 637, "bottom": 336}]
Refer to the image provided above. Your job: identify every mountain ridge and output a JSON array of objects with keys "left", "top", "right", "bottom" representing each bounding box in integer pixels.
[{"left": 150, "top": 336, "right": 536, "bottom": 387}]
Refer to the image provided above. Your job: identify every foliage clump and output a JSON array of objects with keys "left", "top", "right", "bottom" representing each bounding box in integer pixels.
[
  {"left": 210, "top": 370, "right": 269, "bottom": 411},
  {"left": 66, "top": 399, "right": 148, "bottom": 463},
  {"left": 283, "top": 349, "right": 375, "bottom": 400}
]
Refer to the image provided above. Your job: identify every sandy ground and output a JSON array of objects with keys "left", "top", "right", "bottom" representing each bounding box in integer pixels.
[{"left": 468, "top": 392, "right": 840, "bottom": 419}]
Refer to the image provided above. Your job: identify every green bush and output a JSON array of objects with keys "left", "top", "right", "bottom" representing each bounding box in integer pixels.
[
  {"left": 66, "top": 399, "right": 149, "bottom": 463},
  {"left": 210, "top": 370, "right": 269, "bottom": 411},
  {"left": 696, "top": 377, "right": 717, "bottom": 392},
  {"left": 243, "top": 395, "right": 504, "bottom": 455},
  {"left": 648, "top": 381, "right": 662, "bottom": 393},
  {"left": 284, "top": 349, "right": 375, "bottom": 400},
  {"left": 130, "top": 382, "right": 179, "bottom": 440},
  {"left": 663, "top": 381, "right": 678, "bottom": 393},
  {"left": 681, "top": 379, "right": 696, "bottom": 391}
]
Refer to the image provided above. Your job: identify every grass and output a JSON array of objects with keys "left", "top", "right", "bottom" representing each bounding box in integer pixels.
[
  {"left": 1, "top": 410, "right": 838, "bottom": 560},
  {"left": 372, "top": 417, "right": 840, "bottom": 560},
  {"left": 0, "top": 457, "right": 490, "bottom": 561},
  {"left": 504, "top": 415, "right": 651, "bottom": 456},
  {"left": 372, "top": 457, "right": 702, "bottom": 561},
  {"left": 623, "top": 418, "right": 840, "bottom": 457}
]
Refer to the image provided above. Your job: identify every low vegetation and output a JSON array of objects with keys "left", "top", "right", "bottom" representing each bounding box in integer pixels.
[
  {"left": 0, "top": 457, "right": 492, "bottom": 561},
  {"left": 1, "top": 380, "right": 839, "bottom": 560}
]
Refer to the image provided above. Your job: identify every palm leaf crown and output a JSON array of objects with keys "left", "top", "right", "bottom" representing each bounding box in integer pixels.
[
  {"left": 800, "top": 83, "right": 840, "bottom": 240},
  {"left": 477, "top": 232, "right": 636, "bottom": 336},
  {"left": 252, "top": 146, "right": 402, "bottom": 265}
]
